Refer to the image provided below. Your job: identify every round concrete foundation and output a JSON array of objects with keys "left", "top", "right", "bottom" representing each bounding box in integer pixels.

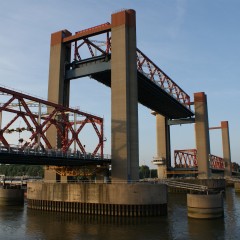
[
  {"left": 187, "top": 193, "right": 223, "bottom": 219},
  {"left": 0, "top": 188, "right": 24, "bottom": 205},
  {"left": 27, "top": 182, "right": 168, "bottom": 216},
  {"left": 234, "top": 182, "right": 240, "bottom": 192}
]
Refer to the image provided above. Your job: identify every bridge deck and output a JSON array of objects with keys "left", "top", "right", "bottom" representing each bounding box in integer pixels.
[
  {"left": 66, "top": 57, "right": 194, "bottom": 119},
  {"left": 0, "top": 146, "right": 111, "bottom": 166}
]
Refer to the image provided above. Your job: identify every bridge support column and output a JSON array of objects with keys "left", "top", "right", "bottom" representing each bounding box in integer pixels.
[
  {"left": 194, "top": 92, "right": 211, "bottom": 179},
  {"left": 44, "top": 168, "right": 60, "bottom": 182},
  {"left": 152, "top": 113, "right": 170, "bottom": 179},
  {"left": 111, "top": 10, "right": 139, "bottom": 181},
  {"left": 221, "top": 121, "right": 232, "bottom": 177},
  {"left": 46, "top": 29, "right": 72, "bottom": 182}
]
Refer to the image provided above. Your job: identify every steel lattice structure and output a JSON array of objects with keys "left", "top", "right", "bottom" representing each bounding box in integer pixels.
[
  {"left": 174, "top": 149, "right": 226, "bottom": 170},
  {"left": 0, "top": 86, "right": 104, "bottom": 157},
  {"left": 209, "top": 154, "right": 225, "bottom": 170},
  {"left": 63, "top": 23, "right": 191, "bottom": 110},
  {"left": 174, "top": 149, "right": 197, "bottom": 168}
]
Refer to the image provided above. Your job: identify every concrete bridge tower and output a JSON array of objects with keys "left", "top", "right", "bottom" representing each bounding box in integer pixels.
[
  {"left": 152, "top": 113, "right": 170, "bottom": 179},
  {"left": 194, "top": 92, "right": 211, "bottom": 179},
  {"left": 111, "top": 10, "right": 139, "bottom": 182},
  {"left": 46, "top": 10, "right": 139, "bottom": 182},
  {"left": 221, "top": 121, "right": 232, "bottom": 177}
]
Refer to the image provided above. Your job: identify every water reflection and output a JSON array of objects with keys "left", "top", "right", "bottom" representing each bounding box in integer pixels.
[
  {"left": 223, "top": 188, "right": 240, "bottom": 240},
  {"left": 188, "top": 217, "right": 225, "bottom": 240},
  {"left": 0, "top": 188, "right": 240, "bottom": 240},
  {"left": 26, "top": 210, "right": 171, "bottom": 240},
  {"left": 0, "top": 204, "right": 26, "bottom": 240}
]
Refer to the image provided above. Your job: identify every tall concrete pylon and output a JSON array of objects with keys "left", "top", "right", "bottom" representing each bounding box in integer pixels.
[
  {"left": 47, "top": 29, "right": 72, "bottom": 147},
  {"left": 46, "top": 30, "right": 72, "bottom": 181},
  {"left": 194, "top": 92, "right": 211, "bottom": 179},
  {"left": 152, "top": 113, "right": 170, "bottom": 179},
  {"left": 111, "top": 10, "right": 139, "bottom": 181},
  {"left": 47, "top": 10, "right": 139, "bottom": 182},
  {"left": 221, "top": 121, "right": 232, "bottom": 177}
]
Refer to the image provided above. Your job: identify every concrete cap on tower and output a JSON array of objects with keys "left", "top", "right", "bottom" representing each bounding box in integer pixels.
[
  {"left": 221, "top": 121, "right": 229, "bottom": 129},
  {"left": 194, "top": 92, "right": 206, "bottom": 103},
  {"left": 50, "top": 30, "right": 72, "bottom": 46},
  {"left": 111, "top": 9, "right": 136, "bottom": 27}
]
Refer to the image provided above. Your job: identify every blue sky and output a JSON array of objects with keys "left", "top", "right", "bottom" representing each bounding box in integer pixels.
[{"left": 0, "top": 1, "right": 239, "bottom": 167}]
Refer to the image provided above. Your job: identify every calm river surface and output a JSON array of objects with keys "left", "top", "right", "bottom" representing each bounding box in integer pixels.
[{"left": 0, "top": 187, "right": 239, "bottom": 240}]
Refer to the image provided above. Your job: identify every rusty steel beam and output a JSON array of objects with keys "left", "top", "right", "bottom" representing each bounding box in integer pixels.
[
  {"left": 209, "top": 126, "right": 222, "bottom": 130},
  {"left": 63, "top": 23, "right": 111, "bottom": 44}
]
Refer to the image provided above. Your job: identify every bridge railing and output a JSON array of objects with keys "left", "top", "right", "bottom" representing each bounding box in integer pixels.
[
  {"left": 159, "top": 179, "right": 209, "bottom": 192},
  {"left": 0, "top": 145, "right": 111, "bottom": 160}
]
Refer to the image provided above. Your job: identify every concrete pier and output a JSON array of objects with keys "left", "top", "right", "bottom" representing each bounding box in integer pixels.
[
  {"left": 187, "top": 193, "right": 223, "bottom": 219},
  {"left": 234, "top": 182, "right": 240, "bottom": 192},
  {"left": 27, "top": 182, "right": 167, "bottom": 216}
]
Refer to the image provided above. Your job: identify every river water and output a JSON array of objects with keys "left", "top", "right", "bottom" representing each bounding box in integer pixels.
[{"left": 0, "top": 187, "right": 239, "bottom": 240}]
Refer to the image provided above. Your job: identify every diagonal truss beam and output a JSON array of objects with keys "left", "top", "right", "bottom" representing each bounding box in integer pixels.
[{"left": 0, "top": 86, "right": 104, "bottom": 157}]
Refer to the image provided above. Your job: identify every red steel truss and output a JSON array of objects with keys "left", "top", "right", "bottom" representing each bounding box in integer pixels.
[
  {"left": 64, "top": 24, "right": 191, "bottom": 109},
  {"left": 174, "top": 149, "right": 197, "bottom": 168},
  {"left": 0, "top": 86, "right": 104, "bottom": 156},
  {"left": 174, "top": 149, "right": 240, "bottom": 171},
  {"left": 209, "top": 154, "right": 224, "bottom": 170},
  {"left": 174, "top": 149, "right": 225, "bottom": 170},
  {"left": 136, "top": 49, "right": 191, "bottom": 108}
]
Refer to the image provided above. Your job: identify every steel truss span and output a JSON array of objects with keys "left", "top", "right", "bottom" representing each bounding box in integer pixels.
[
  {"left": 174, "top": 149, "right": 239, "bottom": 171},
  {"left": 64, "top": 23, "right": 193, "bottom": 119},
  {"left": 0, "top": 86, "right": 105, "bottom": 162}
]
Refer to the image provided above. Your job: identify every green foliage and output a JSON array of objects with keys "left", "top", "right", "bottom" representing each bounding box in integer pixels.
[
  {"left": 0, "top": 164, "right": 43, "bottom": 177},
  {"left": 150, "top": 169, "right": 158, "bottom": 178},
  {"left": 139, "top": 165, "right": 158, "bottom": 179},
  {"left": 139, "top": 165, "right": 150, "bottom": 179}
]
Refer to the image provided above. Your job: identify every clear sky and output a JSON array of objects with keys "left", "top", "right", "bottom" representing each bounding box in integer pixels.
[{"left": 0, "top": 0, "right": 239, "bottom": 168}]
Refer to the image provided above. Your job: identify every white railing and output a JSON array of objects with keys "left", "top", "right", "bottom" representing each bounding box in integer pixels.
[{"left": 160, "top": 179, "right": 208, "bottom": 192}]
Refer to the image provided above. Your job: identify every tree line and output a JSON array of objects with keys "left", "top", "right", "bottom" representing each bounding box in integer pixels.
[
  {"left": 0, "top": 164, "right": 156, "bottom": 179},
  {"left": 0, "top": 164, "right": 43, "bottom": 177}
]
